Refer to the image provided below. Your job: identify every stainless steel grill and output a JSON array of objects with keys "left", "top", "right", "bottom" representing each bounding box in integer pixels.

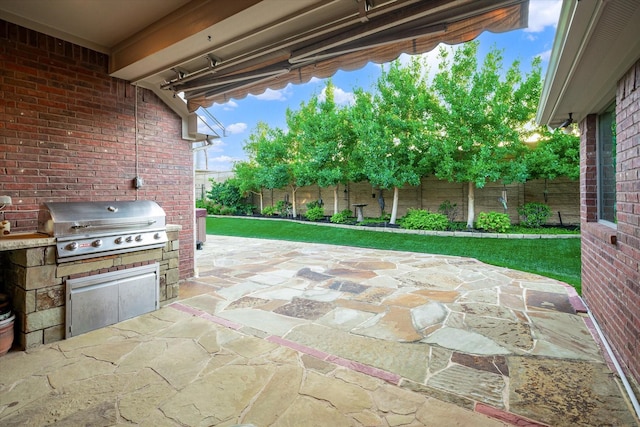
[{"left": 38, "top": 201, "right": 168, "bottom": 262}]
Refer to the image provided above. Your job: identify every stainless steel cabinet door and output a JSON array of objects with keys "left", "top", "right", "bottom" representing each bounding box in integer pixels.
[
  {"left": 119, "top": 271, "right": 158, "bottom": 321},
  {"left": 66, "top": 263, "right": 159, "bottom": 337}
]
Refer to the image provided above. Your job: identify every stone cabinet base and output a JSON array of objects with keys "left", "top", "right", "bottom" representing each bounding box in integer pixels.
[{"left": 0, "top": 225, "right": 181, "bottom": 349}]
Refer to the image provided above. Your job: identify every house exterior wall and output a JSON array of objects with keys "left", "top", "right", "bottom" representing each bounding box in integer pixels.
[
  {"left": 0, "top": 21, "right": 194, "bottom": 280},
  {"left": 581, "top": 58, "right": 640, "bottom": 385}
]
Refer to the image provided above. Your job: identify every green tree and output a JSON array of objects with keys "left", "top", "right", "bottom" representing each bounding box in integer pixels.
[
  {"left": 232, "top": 160, "right": 264, "bottom": 212},
  {"left": 524, "top": 126, "right": 580, "bottom": 181},
  {"left": 292, "top": 81, "right": 358, "bottom": 214},
  {"left": 243, "top": 122, "right": 295, "bottom": 213},
  {"left": 350, "top": 57, "right": 436, "bottom": 224},
  {"left": 280, "top": 104, "right": 321, "bottom": 218},
  {"left": 430, "top": 41, "right": 542, "bottom": 227},
  {"left": 207, "top": 180, "right": 243, "bottom": 212}
]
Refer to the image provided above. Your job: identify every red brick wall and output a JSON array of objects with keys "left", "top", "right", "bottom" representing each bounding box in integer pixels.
[
  {"left": 0, "top": 21, "right": 194, "bottom": 280},
  {"left": 581, "top": 58, "right": 640, "bottom": 385}
]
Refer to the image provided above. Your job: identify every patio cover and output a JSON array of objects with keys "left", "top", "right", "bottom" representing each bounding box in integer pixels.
[{"left": 181, "top": 0, "right": 528, "bottom": 111}]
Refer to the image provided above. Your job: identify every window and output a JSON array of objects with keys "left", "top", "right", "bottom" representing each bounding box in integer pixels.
[{"left": 597, "top": 103, "right": 616, "bottom": 225}]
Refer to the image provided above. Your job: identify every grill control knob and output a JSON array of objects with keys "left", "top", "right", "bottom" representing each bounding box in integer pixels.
[
  {"left": 67, "top": 242, "right": 78, "bottom": 251},
  {"left": 115, "top": 237, "right": 123, "bottom": 244},
  {"left": 154, "top": 233, "right": 161, "bottom": 240},
  {"left": 126, "top": 236, "right": 133, "bottom": 242},
  {"left": 92, "top": 239, "right": 103, "bottom": 247},
  {"left": 135, "top": 235, "right": 143, "bottom": 242}
]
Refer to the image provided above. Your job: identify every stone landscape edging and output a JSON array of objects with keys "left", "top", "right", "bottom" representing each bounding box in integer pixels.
[{"left": 212, "top": 215, "right": 581, "bottom": 239}]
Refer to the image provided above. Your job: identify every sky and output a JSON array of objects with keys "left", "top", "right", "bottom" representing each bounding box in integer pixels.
[{"left": 194, "top": 0, "right": 563, "bottom": 172}]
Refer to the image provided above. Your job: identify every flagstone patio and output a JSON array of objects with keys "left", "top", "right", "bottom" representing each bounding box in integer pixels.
[{"left": 0, "top": 235, "right": 637, "bottom": 426}]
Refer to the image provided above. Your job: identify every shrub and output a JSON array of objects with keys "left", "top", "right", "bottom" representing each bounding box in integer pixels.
[
  {"left": 207, "top": 204, "right": 222, "bottom": 215},
  {"left": 196, "top": 199, "right": 214, "bottom": 213},
  {"left": 306, "top": 200, "right": 323, "bottom": 209},
  {"left": 438, "top": 200, "right": 459, "bottom": 222},
  {"left": 219, "top": 206, "right": 236, "bottom": 216},
  {"left": 305, "top": 206, "right": 325, "bottom": 222},
  {"left": 262, "top": 206, "right": 277, "bottom": 216},
  {"left": 330, "top": 209, "right": 354, "bottom": 224},
  {"left": 196, "top": 200, "right": 222, "bottom": 215},
  {"left": 276, "top": 200, "right": 292, "bottom": 217},
  {"left": 239, "top": 204, "right": 256, "bottom": 215},
  {"left": 207, "top": 180, "right": 243, "bottom": 210},
  {"left": 400, "top": 209, "right": 449, "bottom": 231},
  {"left": 447, "top": 221, "right": 468, "bottom": 232},
  {"left": 476, "top": 211, "right": 511, "bottom": 233},
  {"left": 359, "top": 213, "right": 392, "bottom": 226},
  {"left": 518, "top": 202, "right": 552, "bottom": 228}
]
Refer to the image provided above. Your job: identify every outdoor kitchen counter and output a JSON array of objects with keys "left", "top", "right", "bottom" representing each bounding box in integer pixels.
[
  {"left": 1, "top": 223, "right": 181, "bottom": 350},
  {"left": 0, "top": 233, "right": 55, "bottom": 251},
  {"left": 0, "top": 225, "right": 181, "bottom": 252}
]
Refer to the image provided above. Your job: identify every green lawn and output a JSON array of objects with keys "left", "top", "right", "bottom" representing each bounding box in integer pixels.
[{"left": 206, "top": 217, "right": 581, "bottom": 293}]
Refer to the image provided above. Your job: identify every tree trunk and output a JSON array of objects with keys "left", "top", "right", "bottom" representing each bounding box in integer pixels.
[
  {"left": 390, "top": 186, "right": 400, "bottom": 224},
  {"left": 291, "top": 187, "right": 297, "bottom": 218},
  {"left": 334, "top": 185, "right": 339, "bottom": 214},
  {"left": 466, "top": 181, "right": 475, "bottom": 228}
]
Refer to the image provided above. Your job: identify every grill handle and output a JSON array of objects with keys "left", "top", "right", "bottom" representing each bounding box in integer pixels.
[{"left": 70, "top": 220, "right": 158, "bottom": 231}]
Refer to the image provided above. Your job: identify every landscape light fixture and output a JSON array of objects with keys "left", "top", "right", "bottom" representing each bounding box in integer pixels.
[{"left": 560, "top": 113, "right": 574, "bottom": 128}]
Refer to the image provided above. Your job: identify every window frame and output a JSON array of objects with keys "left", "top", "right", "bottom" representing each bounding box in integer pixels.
[{"left": 596, "top": 102, "right": 617, "bottom": 228}]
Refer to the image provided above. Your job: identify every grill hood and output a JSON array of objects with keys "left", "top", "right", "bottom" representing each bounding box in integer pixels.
[
  {"left": 38, "top": 201, "right": 168, "bottom": 262},
  {"left": 38, "top": 201, "right": 166, "bottom": 238}
]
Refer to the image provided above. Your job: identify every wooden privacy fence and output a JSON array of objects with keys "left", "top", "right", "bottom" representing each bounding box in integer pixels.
[{"left": 253, "top": 176, "right": 579, "bottom": 225}]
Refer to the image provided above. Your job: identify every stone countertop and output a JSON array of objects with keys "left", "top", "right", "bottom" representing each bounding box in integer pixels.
[
  {"left": 0, "top": 224, "right": 182, "bottom": 252},
  {"left": 0, "top": 232, "right": 56, "bottom": 251},
  {"left": 166, "top": 224, "right": 182, "bottom": 232}
]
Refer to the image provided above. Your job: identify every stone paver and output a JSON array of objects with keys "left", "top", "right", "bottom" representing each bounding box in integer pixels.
[{"left": 0, "top": 235, "right": 638, "bottom": 426}]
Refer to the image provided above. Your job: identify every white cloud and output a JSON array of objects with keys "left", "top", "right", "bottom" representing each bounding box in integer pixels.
[
  {"left": 526, "top": 0, "right": 562, "bottom": 33},
  {"left": 203, "top": 139, "right": 224, "bottom": 152},
  {"left": 318, "top": 85, "right": 355, "bottom": 105},
  {"left": 391, "top": 44, "right": 460, "bottom": 83},
  {"left": 210, "top": 99, "right": 237, "bottom": 109},
  {"left": 223, "top": 100, "right": 238, "bottom": 110},
  {"left": 536, "top": 49, "right": 552, "bottom": 62},
  {"left": 252, "top": 86, "right": 291, "bottom": 101},
  {"left": 209, "top": 155, "right": 242, "bottom": 164},
  {"left": 226, "top": 122, "right": 247, "bottom": 135},
  {"left": 422, "top": 44, "right": 458, "bottom": 76},
  {"left": 376, "top": 44, "right": 458, "bottom": 71}
]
